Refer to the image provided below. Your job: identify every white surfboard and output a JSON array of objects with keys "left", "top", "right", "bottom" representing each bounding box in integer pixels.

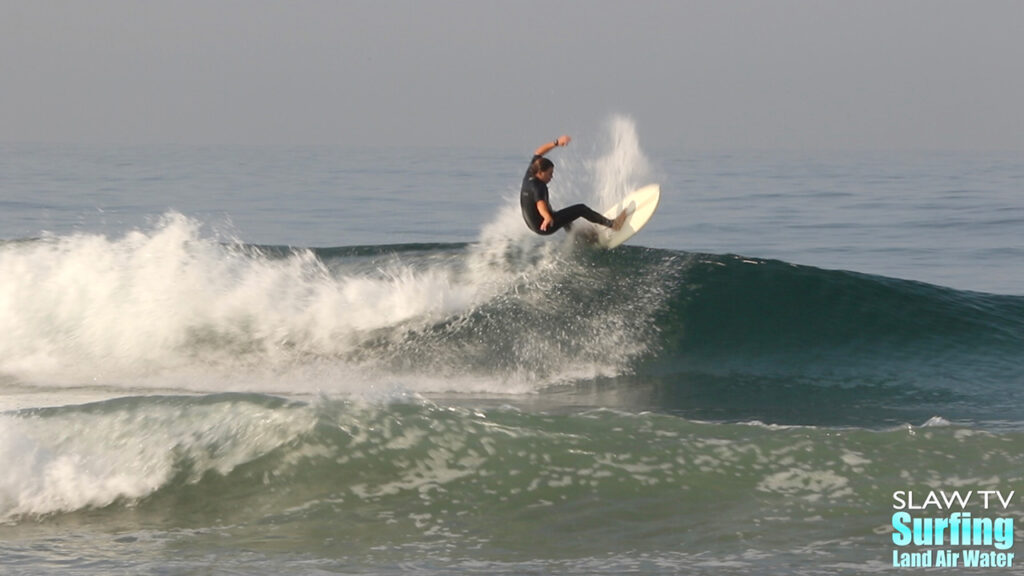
[{"left": 596, "top": 184, "right": 661, "bottom": 249}]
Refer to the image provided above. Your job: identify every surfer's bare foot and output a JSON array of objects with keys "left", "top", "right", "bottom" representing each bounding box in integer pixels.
[{"left": 611, "top": 210, "right": 627, "bottom": 231}]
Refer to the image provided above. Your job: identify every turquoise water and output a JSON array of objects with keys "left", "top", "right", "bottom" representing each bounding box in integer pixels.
[{"left": 1, "top": 120, "right": 1023, "bottom": 574}]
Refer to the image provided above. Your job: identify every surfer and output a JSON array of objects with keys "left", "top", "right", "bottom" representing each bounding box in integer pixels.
[{"left": 521, "top": 135, "right": 626, "bottom": 235}]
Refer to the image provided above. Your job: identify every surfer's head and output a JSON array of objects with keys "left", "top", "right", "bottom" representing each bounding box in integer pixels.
[{"left": 530, "top": 156, "right": 555, "bottom": 182}]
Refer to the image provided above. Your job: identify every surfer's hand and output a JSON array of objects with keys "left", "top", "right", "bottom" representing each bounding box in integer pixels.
[
  {"left": 555, "top": 135, "right": 571, "bottom": 147},
  {"left": 540, "top": 217, "right": 554, "bottom": 231}
]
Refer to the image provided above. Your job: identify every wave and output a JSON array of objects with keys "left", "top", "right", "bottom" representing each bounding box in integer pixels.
[
  {"left": 632, "top": 251, "right": 1024, "bottom": 426},
  {"left": 655, "top": 250, "right": 1024, "bottom": 383},
  {"left": 2, "top": 213, "right": 1023, "bottom": 424},
  {"left": 0, "top": 213, "right": 675, "bottom": 393},
  {"left": 2, "top": 393, "right": 1021, "bottom": 530}
]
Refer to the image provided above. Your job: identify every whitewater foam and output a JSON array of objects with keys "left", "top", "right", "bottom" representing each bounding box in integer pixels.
[
  {"left": 0, "top": 218, "right": 656, "bottom": 398},
  {"left": 0, "top": 213, "right": 485, "bottom": 381},
  {"left": 0, "top": 396, "right": 315, "bottom": 521}
]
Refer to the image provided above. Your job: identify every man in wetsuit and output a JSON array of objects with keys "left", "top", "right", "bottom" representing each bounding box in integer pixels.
[{"left": 521, "top": 135, "right": 626, "bottom": 235}]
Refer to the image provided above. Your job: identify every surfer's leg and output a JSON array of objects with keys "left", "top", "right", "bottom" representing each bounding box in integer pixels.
[{"left": 552, "top": 204, "right": 614, "bottom": 232}]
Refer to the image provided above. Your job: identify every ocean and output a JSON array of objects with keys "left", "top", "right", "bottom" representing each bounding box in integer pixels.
[{"left": 1, "top": 118, "right": 1023, "bottom": 574}]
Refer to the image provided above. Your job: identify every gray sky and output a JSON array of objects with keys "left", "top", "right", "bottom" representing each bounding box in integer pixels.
[{"left": 3, "top": 0, "right": 1022, "bottom": 151}]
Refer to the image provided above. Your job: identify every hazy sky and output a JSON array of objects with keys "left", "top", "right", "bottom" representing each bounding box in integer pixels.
[{"left": 3, "top": 0, "right": 1022, "bottom": 151}]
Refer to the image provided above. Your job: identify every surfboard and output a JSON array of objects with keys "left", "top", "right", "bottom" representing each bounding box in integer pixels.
[{"left": 596, "top": 184, "right": 661, "bottom": 249}]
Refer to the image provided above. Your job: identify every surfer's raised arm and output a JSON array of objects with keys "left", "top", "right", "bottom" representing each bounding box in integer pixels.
[{"left": 534, "top": 135, "right": 572, "bottom": 157}]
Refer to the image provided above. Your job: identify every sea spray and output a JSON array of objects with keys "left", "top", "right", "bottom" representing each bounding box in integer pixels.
[{"left": 591, "top": 115, "right": 655, "bottom": 210}]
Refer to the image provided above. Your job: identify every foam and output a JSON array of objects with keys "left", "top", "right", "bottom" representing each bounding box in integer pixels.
[
  {"left": 0, "top": 214, "right": 485, "bottom": 382},
  {"left": 0, "top": 398, "right": 315, "bottom": 521}
]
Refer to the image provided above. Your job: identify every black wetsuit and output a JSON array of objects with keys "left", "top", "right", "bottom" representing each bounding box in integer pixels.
[{"left": 520, "top": 155, "right": 612, "bottom": 235}]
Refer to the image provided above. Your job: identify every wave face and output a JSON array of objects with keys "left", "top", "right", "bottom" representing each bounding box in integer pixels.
[
  {"left": 3, "top": 214, "right": 1023, "bottom": 427},
  {"left": 645, "top": 251, "right": 1024, "bottom": 426}
]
